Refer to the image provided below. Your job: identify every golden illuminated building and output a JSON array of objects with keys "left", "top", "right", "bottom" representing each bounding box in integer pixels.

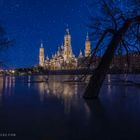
[
  {"left": 64, "top": 28, "right": 73, "bottom": 62},
  {"left": 85, "top": 33, "right": 91, "bottom": 57},
  {"left": 39, "top": 28, "right": 91, "bottom": 70},
  {"left": 39, "top": 42, "right": 45, "bottom": 67}
]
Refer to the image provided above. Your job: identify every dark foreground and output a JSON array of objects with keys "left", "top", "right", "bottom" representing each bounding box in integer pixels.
[{"left": 0, "top": 74, "right": 140, "bottom": 140}]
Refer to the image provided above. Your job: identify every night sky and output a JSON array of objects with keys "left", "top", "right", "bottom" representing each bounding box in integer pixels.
[{"left": 0, "top": 0, "right": 91, "bottom": 68}]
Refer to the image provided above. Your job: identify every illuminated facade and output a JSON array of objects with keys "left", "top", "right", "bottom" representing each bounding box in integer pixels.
[
  {"left": 85, "top": 33, "right": 91, "bottom": 57},
  {"left": 39, "top": 42, "right": 45, "bottom": 67},
  {"left": 39, "top": 28, "right": 91, "bottom": 70}
]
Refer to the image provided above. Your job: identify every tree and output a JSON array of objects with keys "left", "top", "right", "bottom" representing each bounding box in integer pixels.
[{"left": 84, "top": 0, "right": 140, "bottom": 99}]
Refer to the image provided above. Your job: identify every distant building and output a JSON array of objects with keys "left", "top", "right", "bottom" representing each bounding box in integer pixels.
[
  {"left": 111, "top": 52, "right": 140, "bottom": 72},
  {"left": 39, "top": 28, "right": 91, "bottom": 70},
  {"left": 76, "top": 52, "right": 140, "bottom": 72}
]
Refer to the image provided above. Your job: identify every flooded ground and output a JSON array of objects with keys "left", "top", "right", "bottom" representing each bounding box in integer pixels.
[{"left": 0, "top": 74, "right": 140, "bottom": 140}]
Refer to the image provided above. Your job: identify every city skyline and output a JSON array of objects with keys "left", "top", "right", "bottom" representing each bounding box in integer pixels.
[{"left": 0, "top": 0, "right": 90, "bottom": 68}]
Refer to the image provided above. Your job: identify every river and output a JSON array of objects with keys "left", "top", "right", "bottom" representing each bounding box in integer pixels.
[{"left": 0, "top": 74, "right": 140, "bottom": 139}]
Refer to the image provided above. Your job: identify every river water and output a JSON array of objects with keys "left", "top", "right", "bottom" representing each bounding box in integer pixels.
[{"left": 0, "top": 74, "right": 140, "bottom": 140}]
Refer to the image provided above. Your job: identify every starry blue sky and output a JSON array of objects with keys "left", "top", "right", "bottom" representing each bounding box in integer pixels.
[{"left": 0, "top": 0, "right": 91, "bottom": 68}]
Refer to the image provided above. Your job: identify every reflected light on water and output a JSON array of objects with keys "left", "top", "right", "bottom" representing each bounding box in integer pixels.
[
  {"left": 0, "top": 76, "right": 15, "bottom": 103},
  {"left": 36, "top": 75, "right": 86, "bottom": 114},
  {"left": 0, "top": 77, "right": 4, "bottom": 104},
  {"left": 38, "top": 82, "right": 46, "bottom": 102},
  {"left": 107, "top": 74, "right": 111, "bottom": 83},
  {"left": 1, "top": 75, "right": 140, "bottom": 140},
  {"left": 28, "top": 75, "right": 31, "bottom": 88},
  {"left": 106, "top": 74, "right": 112, "bottom": 95},
  {"left": 4, "top": 76, "right": 15, "bottom": 95}
]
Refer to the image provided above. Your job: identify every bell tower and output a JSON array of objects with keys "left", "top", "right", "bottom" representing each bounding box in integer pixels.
[
  {"left": 63, "top": 28, "right": 72, "bottom": 62},
  {"left": 85, "top": 33, "right": 91, "bottom": 57},
  {"left": 39, "top": 41, "right": 45, "bottom": 67}
]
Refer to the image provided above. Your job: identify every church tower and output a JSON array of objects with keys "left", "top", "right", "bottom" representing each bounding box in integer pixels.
[
  {"left": 39, "top": 42, "right": 45, "bottom": 67},
  {"left": 85, "top": 33, "right": 91, "bottom": 57},
  {"left": 63, "top": 28, "right": 73, "bottom": 62}
]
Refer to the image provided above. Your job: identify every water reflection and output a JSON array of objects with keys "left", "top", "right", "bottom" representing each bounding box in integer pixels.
[
  {"left": 0, "top": 75, "right": 140, "bottom": 139},
  {"left": 36, "top": 75, "right": 85, "bottom": 114},
  {"left": 27, "top": 75, "right": 31, "bottom": 88},
  {"left": 0, "top": 77, "right": 4, "bottom": 104},
  {"left": 5, "top": 76, "right": 15, "bottom": 94},
  {"left": 0, "top": 76, "right": 15, "bottom": 105}
]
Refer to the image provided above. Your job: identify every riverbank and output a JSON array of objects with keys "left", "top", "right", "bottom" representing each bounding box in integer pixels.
[{"left": 6, "top": 68, "right": 140, "bottom": 76}]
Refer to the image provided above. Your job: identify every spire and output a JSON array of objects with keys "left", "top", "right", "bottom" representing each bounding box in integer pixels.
[
  {"left": 46, "top": 55, "right": 49, "bottom": 60},
  {"left": 79, "top": 50, "right": 83, "bottom": 58},
  {"left": 85, "top": 32, "right": 91, "bottom": 57},
  {"left": 61, "top": 43, "right": 64, "bottom": 50},
  {"left": 39, "top": 40, "right": 45, "bottom": 67},
  {"left": 66, "top": 28, "right": 70, "bottom": 35},
  {"left": 41, "top": 40, "right": 43, "bottom": 48},
  {"left": 86, "top": 32, "right": 89, "bottom": 41},
  {"left": 65, "top": 24, "right": 70, "bottom": 35}
]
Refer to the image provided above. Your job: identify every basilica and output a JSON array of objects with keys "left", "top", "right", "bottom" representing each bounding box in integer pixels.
[{"left": 39, "top": 28, "right": 91, "bottom": 70}]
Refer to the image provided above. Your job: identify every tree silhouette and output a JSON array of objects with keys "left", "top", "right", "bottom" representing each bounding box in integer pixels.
[{"left": 84, "top": 0, "right": 140, "bottom": 99}]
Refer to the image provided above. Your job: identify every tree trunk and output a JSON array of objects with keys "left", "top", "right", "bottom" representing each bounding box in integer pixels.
[{"left": 83, "top": 21, "right": 131, "bottom": 99}]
